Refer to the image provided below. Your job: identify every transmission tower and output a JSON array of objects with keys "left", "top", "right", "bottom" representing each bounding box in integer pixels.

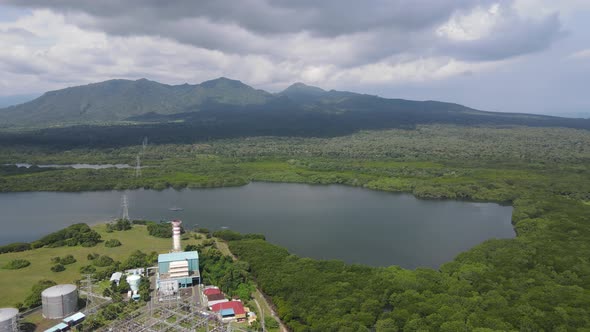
[
  {"left": 135, "top": 155, "right": 142, "bottom": 177},
  {"left": 121, "top": 194, "right": 129, "bottom": 220}
]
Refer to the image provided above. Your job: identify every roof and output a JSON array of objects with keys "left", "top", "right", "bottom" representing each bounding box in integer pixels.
[
  {"left": 0, "top": 307, "right": 19, "bottom": 320},
  {"left": 45, "top": 323, "right": 69, "bottom": 331},
  {"left": 41, "top": 284, "right": 76, "bottom": 297},
  {"left": 158, "top": 251, "right": 199, "bottom": 263},
  {"left": 211, "top": 301, "right": 246, "bottom": 316},
  {"left": 169, "top": 260, "right": 189, "bottom": 268},
  {"left": 56, "top": 323, "right": 69, "bottom": 329},
  {"left": 220, "top": 308, "right": 235, "bottom": 317},
  {"left": 110, "top": 272, "right": 122, "bottom": 282},
  {"left": 203, "top": 288, "right": 221, "bottom": 296},
  {"left": 207, "top": 293, "right": 226, "bottom": 301},
  {"left": 63, "top": 312, "right": 85, "bottom": 323}
]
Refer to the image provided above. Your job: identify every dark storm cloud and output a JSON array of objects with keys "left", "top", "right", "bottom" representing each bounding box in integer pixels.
[
  {"left": 2, "top": 0, "right": 563, "bottom": 63},
  {"left": 2, "top": 0, "right": 487, "bottom": 36}
]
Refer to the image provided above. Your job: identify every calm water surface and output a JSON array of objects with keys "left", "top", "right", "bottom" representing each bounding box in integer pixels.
[{"left": 0, "top": 182, "right": 514, "bottom": 268}]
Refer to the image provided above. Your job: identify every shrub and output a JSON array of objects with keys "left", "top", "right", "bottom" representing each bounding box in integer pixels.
[
  {"left": 51, "top": 264, "right": 65, "bottom": 272},
  {"left": 213, "top": 230, "right": 243, "bottom": 241},
  {"left": 105, "top": 239, "right": 122, "bottom": 248},
  {"left": 3, "top": 259, "right": 31, "bottom": 270},
  {"left": 147, "top": 222, "right": 175, "bottom": 238},
  {"left": 61, "top": 255, "right": 77, "bottom": 265},
  {"left": 197, "top": 228, "right": 210, "bottom": 234},
  {"left": 80, "top": 265, "right": 97, "bottom": 274},
  {"left": 87, "top": 253, "right": 99, "bottom": 260},
  {"left": 51, "top": 257, "right": 61, "bottom": 264},
  {"left": 107, "top": 219, "right": 132, "bottom": 232},
  {"left": 93, "top": 255, "right": 115, "bottom": 267}
]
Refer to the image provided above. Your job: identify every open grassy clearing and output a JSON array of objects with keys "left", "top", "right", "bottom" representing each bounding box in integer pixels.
[{"left": 0, "top": 223, "right": 203, "bottom": 307}]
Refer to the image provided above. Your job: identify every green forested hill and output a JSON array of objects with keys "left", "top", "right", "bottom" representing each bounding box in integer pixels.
[
  {"left": 1, "top": 77, "right": 589, "bottom": 133},
  {"left": 0, "top": 77, "right": 271, "bottom": 126}
]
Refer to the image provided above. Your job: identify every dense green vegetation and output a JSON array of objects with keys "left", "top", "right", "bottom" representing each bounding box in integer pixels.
[
  {"left": 2, "top": 259, "right": 31, "bottom": 270},
  {"left": 23, "top": 280, "right": 56, "bottom": 308},
  {"left": 0, "top": 242, "right": 31, "bottom": 254},
  {"left": 1, "top": 124, "right": 589, "bottom": 330},
  {"left": 106, "top": 219, "right": 132, "bottom": 232},
  {"left": 147, "top": 222, "right": 175, "bottom": 238},
  {"left": 32, "top": 223, "right": 102, "bottom": 248}
]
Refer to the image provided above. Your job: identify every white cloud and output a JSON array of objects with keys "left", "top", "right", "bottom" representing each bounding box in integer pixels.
[{"left": 436, "top": 3, "right": 502, "bottom": 41}]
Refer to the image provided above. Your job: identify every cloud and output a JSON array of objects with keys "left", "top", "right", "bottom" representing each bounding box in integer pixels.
[
  {"left": 0, "top": 0, "right": 575, "bottom": 98},
  {"left": 569, "top": 49, "right": 590, "bottom": 59},
  {"left": 3, "top": 1, "right": 563, "bottom": 62}
]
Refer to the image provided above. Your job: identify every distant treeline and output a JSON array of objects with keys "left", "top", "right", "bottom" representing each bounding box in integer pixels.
[{"left": 1, "top": 105, "right": 589, "bottom": 149}]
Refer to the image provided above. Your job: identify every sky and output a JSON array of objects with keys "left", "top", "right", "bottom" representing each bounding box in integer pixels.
[{"left": 0, "top": 0, "right": 589, "bottom": 116}]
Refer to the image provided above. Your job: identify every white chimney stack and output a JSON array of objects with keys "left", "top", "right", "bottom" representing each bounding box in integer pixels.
[{"left": 171, "top": 219, "right": 182, "bottom": 252}]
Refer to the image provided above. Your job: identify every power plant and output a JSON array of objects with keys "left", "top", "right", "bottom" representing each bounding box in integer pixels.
[
  {"left": 41, "top": 284, "right": 78, "bottom": 319},
  {"left": 156, "top": 219, "right": 200, "bottom": 296}
]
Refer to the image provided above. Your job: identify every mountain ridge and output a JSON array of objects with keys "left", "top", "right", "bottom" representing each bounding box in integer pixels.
[{"left": 0, "top": 77, "right": 588, "bottom": 133}]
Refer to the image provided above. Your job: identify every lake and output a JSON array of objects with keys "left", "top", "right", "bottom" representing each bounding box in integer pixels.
[{"left": 0, "top": 182, "right": 514, "bottom": 268}]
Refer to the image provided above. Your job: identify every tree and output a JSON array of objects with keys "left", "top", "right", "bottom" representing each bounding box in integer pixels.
[
  {"left": 51, "top": 264, "right": 65, "bottom": 272},
  {"left": 24, "top": 280, "right": 56, "bottom": 308}
]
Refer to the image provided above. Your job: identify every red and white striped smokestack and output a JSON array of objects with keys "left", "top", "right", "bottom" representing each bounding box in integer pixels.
[{"left": 171, "top": 219, "right": 182, "bottom": 252}]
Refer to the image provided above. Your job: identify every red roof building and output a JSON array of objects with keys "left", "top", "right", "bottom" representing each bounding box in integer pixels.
[
  {"left": 211, "top": 301, "right": 246, "bottom": 321},
  {"left": 204, "top": 288, "right": 221, "bottom": 296}
]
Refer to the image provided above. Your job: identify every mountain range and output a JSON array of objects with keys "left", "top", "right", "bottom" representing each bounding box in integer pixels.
[{"left": 0, "top": 77, "right": 588, "bottom": 147}]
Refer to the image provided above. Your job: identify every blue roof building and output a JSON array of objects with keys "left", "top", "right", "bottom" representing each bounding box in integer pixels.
[{"left": 157, "top": 251, "right": 200, "bottom": 289}]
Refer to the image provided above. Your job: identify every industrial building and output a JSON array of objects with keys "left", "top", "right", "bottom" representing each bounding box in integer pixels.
[
  {"left": 41, "top": 284, "right": 78, "bottom": 319},
  {"left": 157, "top": 251, "right": 200, "bottom": 289},
  {"left": 0, "top": 308, "right": 18, "bottom": 332},
  {"left": 109, "top": 272, "right": 122, "bottom": 286},
  {"left": 211, "top": 301, "right": 247, "bottom": 323},
  {"left": 156, "top": 219, "right": 200, "bottom": 293}
]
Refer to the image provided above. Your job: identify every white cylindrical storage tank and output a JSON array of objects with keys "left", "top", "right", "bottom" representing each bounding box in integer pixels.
[
  {"left": 41, "top": 284, "right": 78, "bottom": 319},
  {"left": 127, "top": 275, "right": 141, "bottom": 292},
  {"left": 0, "top": 308, "right": 19, "bottom": 332}
]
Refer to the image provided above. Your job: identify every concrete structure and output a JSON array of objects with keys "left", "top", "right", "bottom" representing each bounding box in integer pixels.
[
  {"left": 157, "top": 251, "right": 200, "bottom": 288},
  {"left": 41, "top": 284, "right": 78, "bottom": 319},
  {"left": 126, "top": 275, "right": 141, "bottom": 294},
  {"left": 110, "top": 272, "right": 122, "bottom": 286},
  {"left": 171, "top": 219, "right": 182, "bottom": 252},
  {"left": 0, "top": 308, "right": 18, "bottom": 332},
  {"left": 159, "top": 279, "right": 179, "bottom": 297}
]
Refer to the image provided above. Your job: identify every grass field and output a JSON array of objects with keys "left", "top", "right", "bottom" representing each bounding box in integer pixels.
[{"left": 0, "top": 223, "right": 203, "bottom": 308}]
